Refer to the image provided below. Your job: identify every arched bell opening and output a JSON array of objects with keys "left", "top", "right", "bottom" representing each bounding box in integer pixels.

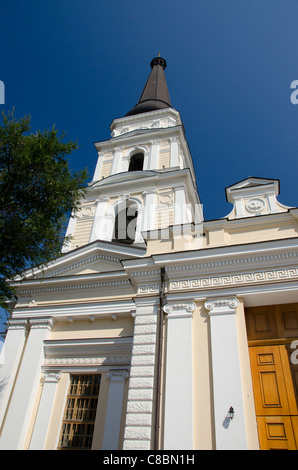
[{"left": 112, "top": 200, "right": 138, "bottom": 245}]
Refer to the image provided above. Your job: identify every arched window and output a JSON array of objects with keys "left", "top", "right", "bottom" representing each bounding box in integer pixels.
[
  {"left": 112, "top": 200, "right": 138, "bottom": 245},
  {"left": 128, "top": 152, "right": 144, "bottom": 172}
]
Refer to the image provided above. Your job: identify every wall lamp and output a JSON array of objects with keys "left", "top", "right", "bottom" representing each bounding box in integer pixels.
[{"left": 228, "top": 406, "right": 235, "bottom": 420}]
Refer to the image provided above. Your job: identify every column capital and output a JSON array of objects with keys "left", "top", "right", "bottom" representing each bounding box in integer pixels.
[
  {"left": 6, "top": 318, "right": 30, "bottom": 332},
  {"left": 29, "top": 317, "right": 56, "bottom": 330},
  {"left": 41, "top": 371, "right": 61, "bottom": 384},
  {"left": 205, "top": 297, "right": 239, "bottom": 316},
  {"left": 107, "top": 370, "right": 129, "bottom": 382},
  {"left": 163, "top": 302, "right": 196, "bottom": 318}
]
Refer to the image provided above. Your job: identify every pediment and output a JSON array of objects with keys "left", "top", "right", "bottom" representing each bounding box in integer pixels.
[
  {"left": 22, "top": 240, "right": 146, "bottom": 280},
  {"left": 225, "top": 177, "right": 280, "bottom": 196}
]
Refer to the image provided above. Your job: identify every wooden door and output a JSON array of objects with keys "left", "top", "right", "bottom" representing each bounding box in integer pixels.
[
  {"left": 249, "top": 345, "right": 298, "bottom": 449},
  {"left": 246, "top": 304, "right": 298, "bottom": 449}
]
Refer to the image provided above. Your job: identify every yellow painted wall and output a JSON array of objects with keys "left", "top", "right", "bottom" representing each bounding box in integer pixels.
[{"left": 50, "top": 317, "right": 134, "bottom": 340}]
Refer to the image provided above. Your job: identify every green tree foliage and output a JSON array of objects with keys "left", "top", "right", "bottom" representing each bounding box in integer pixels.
[{"left": 0, "top": 110, "right": 88, "bottom": 309}]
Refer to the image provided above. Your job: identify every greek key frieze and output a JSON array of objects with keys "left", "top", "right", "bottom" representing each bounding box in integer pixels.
[{"left": 168, "top": 267, "right": 298, "bottom": 292}]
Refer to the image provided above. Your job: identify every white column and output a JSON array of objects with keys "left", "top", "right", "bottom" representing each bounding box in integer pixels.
[
  {"left": 163, "top": 302, "right": 195, "bottom": 450},
  {"left": 205, "top": 298, "right": 247, "bottom": 450},
  {"left": 142, "top": 189, "right": 156, "bottom": 234},
  {"left": 121, "top": 154, "right": 130, "bottom": 172},
  {"left": 143, "top": 149, "right": 150, "bottom": 171},
  {"left": 61, "top": 210, "right": 77, "bottom": 252},
  {"left": 29, "top": 371, "right": 61, "bottom": 449},
  {"left": 123, "top": 299, "right": 159, "bottom": 450},
  {"left": 174, "top": 184, "right": 187, "bottom": 225},
  {"left": 148, "top": 140, "right": 159, "bottom": 170},
  {"left": 170, "top": 137, "right": 179, "bottom": 167},
  {"left": 0, "top": 319, "right": 29, "bottom": 428},
  {"left": 102, "top": 370, "right": 129, "bottom": 450},
  {"left": 134, "top": 208, "right": 144, "bottom": 243},
  {"left": 89, "top": 196, "right": 110, "bottom": 242},
  {"left": 111, "top": 147, "right": 123, "bottom": 174},
  {"left": 93, "top": 151, "right": 104, "bottom": 181},
  {"left": 0, "top": 317, "right": 55, "bottom": 450}
]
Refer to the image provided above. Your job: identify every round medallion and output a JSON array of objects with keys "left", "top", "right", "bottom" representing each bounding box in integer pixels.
[{"left": 245, "top": 198, "right": 265, "bottom": 213}]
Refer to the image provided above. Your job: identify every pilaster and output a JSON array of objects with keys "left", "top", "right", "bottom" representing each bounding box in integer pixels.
[
  {"left": 111, "top": 147, "right": 123, "bottom": 174},
  {"left": 93, "top": 151, "right": 104, "bottom": 180},
  {"left": 29, "top": 371, "right": 61, "bottom": 449},
  {"left": 149, "top": 140, "right": 159, "bottom": 170},
  {"left": 170, "top": 137, "right": 179, "bottom": 167},
  {"left": 174, "top": 184, "right": 187, "bottom": 225},
  {"left": 142, "top": 189, "right": 156, "bottom": 233},
  {"left": 0, "top": 319, "right": 30, "bottom": 429},
  {"left": 205, "top": 298, "right": 247, "bottom": 450},
  {"left": 102, "top": 370, "right": 129, "bottom": 450},
  {"left": 163, "top": 302, "right": 195, "bottom": 449},
  {"left": 0, "top": 317, "right": 55, "bottom": 450},
  {"left": 89, "top": 196, "right": 110, "bottom": 242},
  {"left": 123, "top": 299, "right": 158, "bottom": 450}
]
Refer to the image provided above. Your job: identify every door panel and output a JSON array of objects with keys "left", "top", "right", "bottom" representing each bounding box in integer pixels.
[
  {"left": 276, "top": 305, "right": 298, "bottom": 338},
  {"left": 246, "top": 307, "right": 278, "bottom": 341},
  {"left": 249, "top": 345, "right": 298, "bottom": 449},
  {"left": 246, "top": 304, "right": 298, "bottom": 340},
  {"left": 249, "top": 346, "right": 290, "bottom": 416},
  {"left": 257, "top": 416, "right": 296, "bottom": 450}
]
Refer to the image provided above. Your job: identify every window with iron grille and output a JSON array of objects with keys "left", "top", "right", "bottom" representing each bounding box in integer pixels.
[{"left": 58, "top": 374, "right": 101, "bottom": 450}]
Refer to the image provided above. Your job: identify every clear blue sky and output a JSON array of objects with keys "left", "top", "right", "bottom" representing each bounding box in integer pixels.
[{"left": 1, "top": 0, "right": 298, "bottom": 220}]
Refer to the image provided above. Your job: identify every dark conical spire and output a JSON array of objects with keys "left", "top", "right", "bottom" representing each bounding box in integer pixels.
[{"left": 125, "top": 57, "right": 172, "bottom": 116}]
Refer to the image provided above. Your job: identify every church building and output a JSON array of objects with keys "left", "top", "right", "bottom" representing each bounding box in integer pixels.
[{"left": 1, "top": 57, "right": 298, "bottom": 451}]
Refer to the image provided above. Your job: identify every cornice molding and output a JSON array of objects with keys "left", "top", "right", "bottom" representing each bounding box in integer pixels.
[
  {"left": 43, "top": 337, "right": 133, "bottom": 369},
  {"left": 17, "top": 278, "right": 131, "bottom": 295},
  {"left": 164, "top": 250, "right": 298, "bottom": 278},
  {"left": 137, "top": 265, "right": 298, "bottom": 295},
  {"left": 13, "top": 299, "right": 136, "bottom": 321}
]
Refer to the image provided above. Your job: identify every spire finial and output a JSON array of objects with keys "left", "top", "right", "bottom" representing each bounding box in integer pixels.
[{"left": 125, "top": 56, "right": 171, "bottom": 116}]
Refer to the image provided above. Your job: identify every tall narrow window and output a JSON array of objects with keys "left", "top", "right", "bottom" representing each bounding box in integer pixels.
[
  {"left": 128, "top": 152, "right": 144, "bottom": 171},
  {"left": 58, "top": 374, "right": 101, "bottom": 450}
]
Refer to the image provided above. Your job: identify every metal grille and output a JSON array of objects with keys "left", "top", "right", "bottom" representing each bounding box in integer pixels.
[{"left": 58, "top": 374, "right": 101, "bottom": 450}]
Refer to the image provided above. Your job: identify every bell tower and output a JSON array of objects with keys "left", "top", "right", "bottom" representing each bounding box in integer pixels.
[{"left": 63, "top": 57, "right": 203, "bottom": 252}]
